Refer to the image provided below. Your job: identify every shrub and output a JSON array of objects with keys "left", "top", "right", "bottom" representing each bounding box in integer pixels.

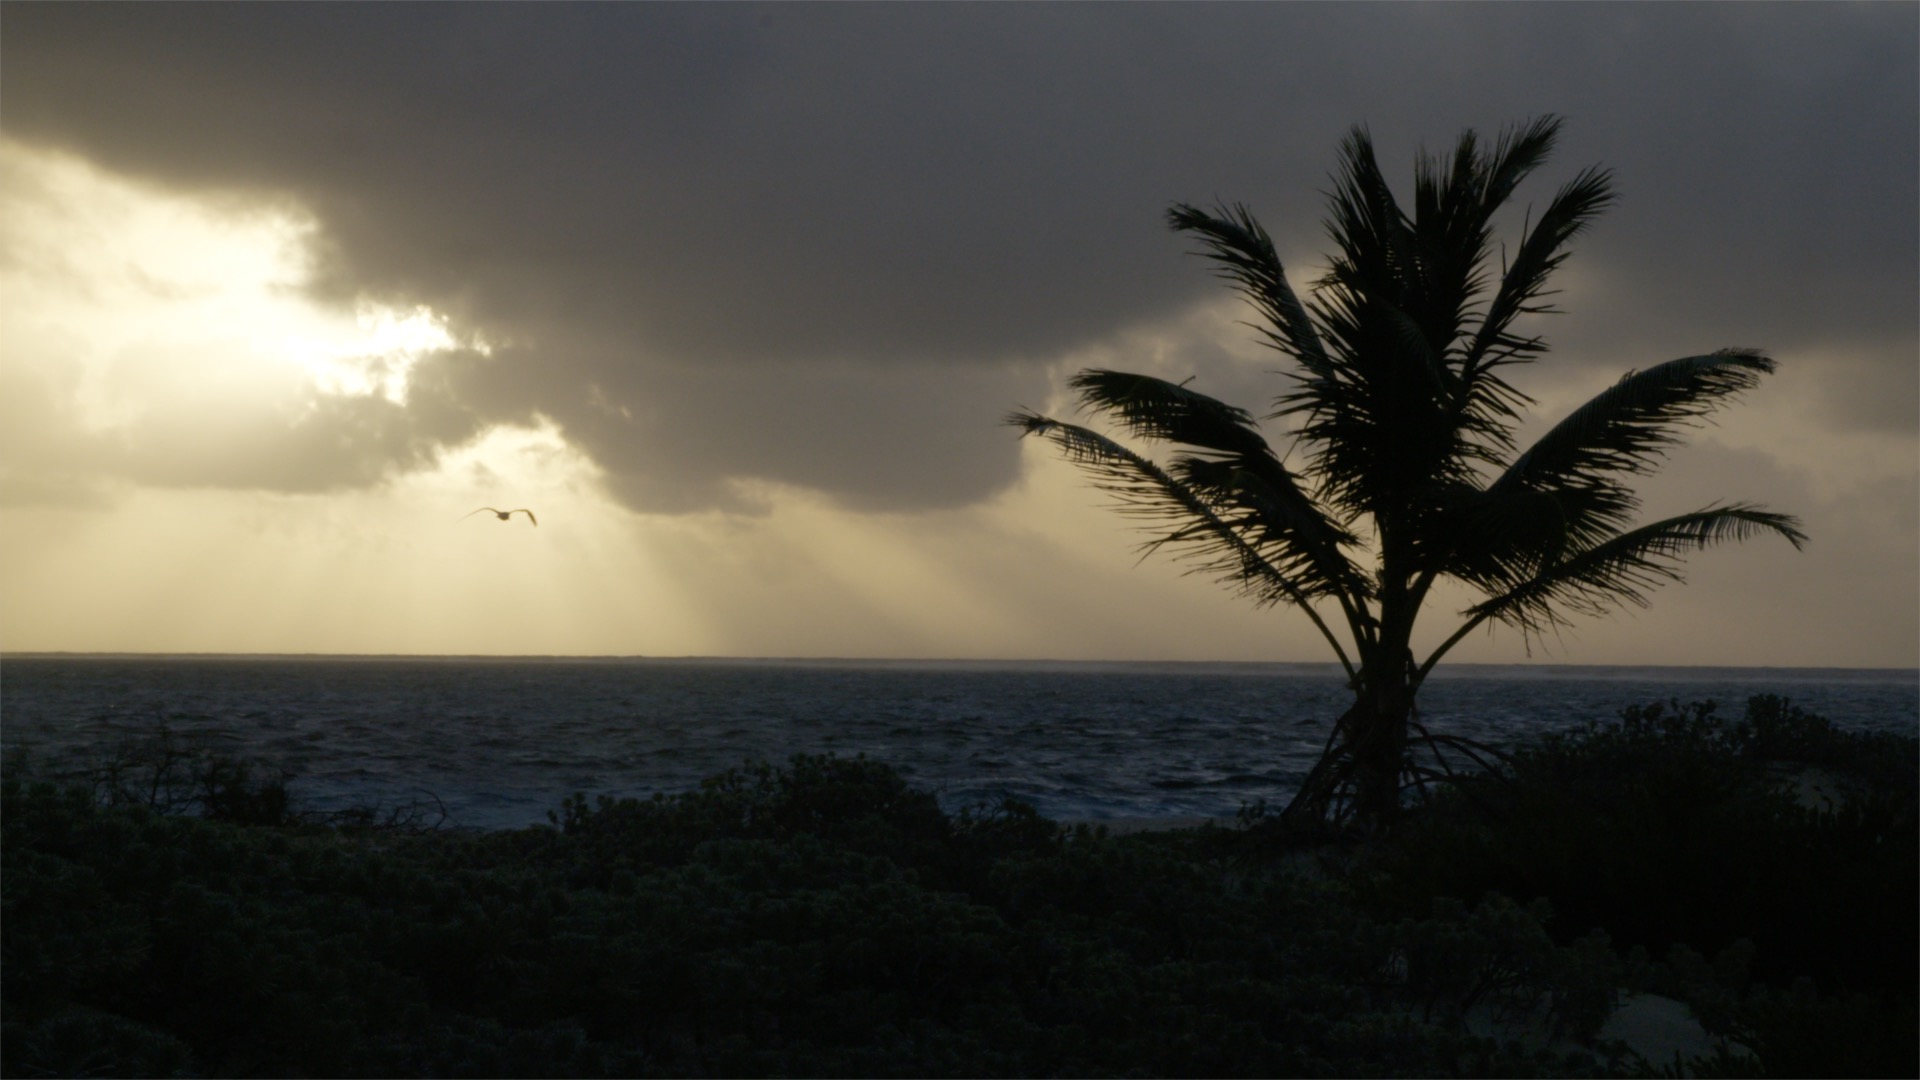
[
  {"left": 7, "top": 724, "right": 1910, "bottom": 1077},
  {"left": 1359, "top": 695, "right": 1918, "bottom": 1076}
]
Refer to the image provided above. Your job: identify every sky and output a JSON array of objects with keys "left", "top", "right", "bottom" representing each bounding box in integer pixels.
[{"left": 1, "top": 3, "right": 1914, "bottom": 668}]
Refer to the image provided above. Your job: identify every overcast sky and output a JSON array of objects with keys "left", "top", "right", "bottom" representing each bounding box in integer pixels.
[{"left": 2, "top": 3, "right": 1914, "bottom": 667}]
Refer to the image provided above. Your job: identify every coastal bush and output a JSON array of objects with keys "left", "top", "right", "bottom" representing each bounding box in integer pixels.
[
  {"left": 1358, "top": 695, "right": 1918, "bottom": 1076},
  {"left": 11, "top": 722, "right": 300, "bottom": 828},
  {"left": 7, "top": 726, "right": 1912, "bottom": 1068},
  {"left": 8, "top": 750, "right": 1665, "bottom": 1078}
]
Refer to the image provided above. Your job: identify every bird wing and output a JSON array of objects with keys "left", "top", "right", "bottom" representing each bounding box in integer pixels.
[
  {"left": 517, "top": 509, "right": 538, "bottom": 526},
  {"left": 462, "top": 508, "right": 501, "bottom": 520}
]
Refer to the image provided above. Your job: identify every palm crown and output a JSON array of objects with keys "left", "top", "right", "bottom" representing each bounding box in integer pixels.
[{"left": 1010, "top": 117, "right": 1805, "bottom": 826}]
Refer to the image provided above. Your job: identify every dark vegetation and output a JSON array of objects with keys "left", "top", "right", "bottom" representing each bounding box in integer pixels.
[{"left": 4, "top": 696, "right": 1914, "bottom": 1078}]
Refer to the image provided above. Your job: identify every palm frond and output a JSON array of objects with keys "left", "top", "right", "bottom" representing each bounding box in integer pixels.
[
  {"left": 1328, "top": 125, "right": 1418, "bottom": 293},
  {"left": 1460, "top": 350, "right": 1777, "bottom": 557},
  {"left": 1067, "top": 369, "right": 1269, "bottom": 457},
  {"left": 1493, "top": 349, "right": 1775, "bottom": 495},
  {"left": 1008, "top": 409, "right": 1362, "bottom": 672},
  {"left": 1413, "top": 127, "right": 1484, "bottom": 269},
  {"left": 1475, "top": 115, "right": 1565, "bottom": 221},
  {"left": 1169, "top": 454, "right": 1371, "bottom": 600},
  {"left": 1289, "top": 121, "right": 1580, "bottom": 518},
  {"left": 1006, "top": 410, "right": 1335, "bottom": 599},
  {"left": 1166, "top": 203, "right": 1334, "bottom": 377},
  {"left": 1402, "top": 118, "right": 1562, "bottom": 364},
  {"left": 1067, "top": 369, "right": 1367, "bottom": 586},
  {"left": 1467, "top": 503, "right": 1807, "bottom": 633},
  {"left": 1463, "top": 164, "right": 1616, "bottom": 378},
  {"left": 1418, "top": 482, "right": 1574, "bottom": 588}
]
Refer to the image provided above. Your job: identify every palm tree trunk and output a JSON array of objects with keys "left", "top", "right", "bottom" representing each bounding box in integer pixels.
[
  {"left": 1351, "top": 564, "right": 1416, "bottom": 828},
  {"left": 1349, "top": 670, "right": 1412, "bottom": 828},
  {"left": 1279, "top": 647, "right": 1415, "bottom": 830}
]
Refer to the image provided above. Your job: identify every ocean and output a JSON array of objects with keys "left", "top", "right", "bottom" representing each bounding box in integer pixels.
[{"left": 3, "top": 655, "right": 1915, "bottom": 831}]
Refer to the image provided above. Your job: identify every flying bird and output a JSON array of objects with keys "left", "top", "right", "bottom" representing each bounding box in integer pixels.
[{"left": 464, "top": 507, "right": 537, "bottom": 526}]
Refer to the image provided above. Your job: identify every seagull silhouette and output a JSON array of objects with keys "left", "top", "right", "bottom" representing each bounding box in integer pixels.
[{"left": 464, "top": 507, "right": 538, "bottom": 526}]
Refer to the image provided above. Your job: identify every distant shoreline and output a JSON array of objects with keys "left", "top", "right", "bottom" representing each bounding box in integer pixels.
[{"left": 5, "top": 651, "right": 1916, "bottom": 679}]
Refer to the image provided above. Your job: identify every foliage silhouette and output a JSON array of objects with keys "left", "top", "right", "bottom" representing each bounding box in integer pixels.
[
  {"left": 1362, "top": 696, "right": 1918, "bottom": 995},
  {"left": 5, "top": 717, "right": 1912, "bottom": 1078},
  {"left": 4, "top": 753, "right": 1631, "bottom": 1078},
  {"left": 1011, "top": 116, "right": 1804, "bottom": 827},
  {"left": 1354, "top": 695, "right": 1918, "bottom": 1076}
]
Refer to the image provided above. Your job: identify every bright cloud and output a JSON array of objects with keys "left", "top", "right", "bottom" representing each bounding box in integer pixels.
[{"left": 0, "top": 139, "right": 494, "bottom": 500}]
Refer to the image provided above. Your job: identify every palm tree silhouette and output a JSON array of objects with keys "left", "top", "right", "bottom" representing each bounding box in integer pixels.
[{"left": 1010, "top": 116, "right": 1804, "bottom": 829}]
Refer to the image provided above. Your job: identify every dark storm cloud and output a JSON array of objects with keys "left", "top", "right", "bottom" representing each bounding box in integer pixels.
[
  {"left": 5, "top": 3, "right": 1913, "bottom": 510},
  {"left": 431, "top": 340, "right": 1046, "bottom": 512}
]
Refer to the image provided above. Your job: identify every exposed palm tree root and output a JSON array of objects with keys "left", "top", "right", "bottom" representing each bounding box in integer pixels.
[{"left": 1279, "top": 706, "right": 1513, "bottom": 829}]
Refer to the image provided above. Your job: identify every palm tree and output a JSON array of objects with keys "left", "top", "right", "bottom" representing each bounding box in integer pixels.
[{"left": 1009, "top": 117, "right": 1805, "bottom": 829}]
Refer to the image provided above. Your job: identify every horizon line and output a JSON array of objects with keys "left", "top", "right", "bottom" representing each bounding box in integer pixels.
[{"left": 4, "top": 650, "right": 1915, "bottom": 676}]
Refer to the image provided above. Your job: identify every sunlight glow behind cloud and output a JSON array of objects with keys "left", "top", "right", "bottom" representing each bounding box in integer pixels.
[
  {"left": 278, "top": 304, "right": 484, "bottom": 406},
  {"left": 0, "top": 139, "right": 487, "bottom": 428}
]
